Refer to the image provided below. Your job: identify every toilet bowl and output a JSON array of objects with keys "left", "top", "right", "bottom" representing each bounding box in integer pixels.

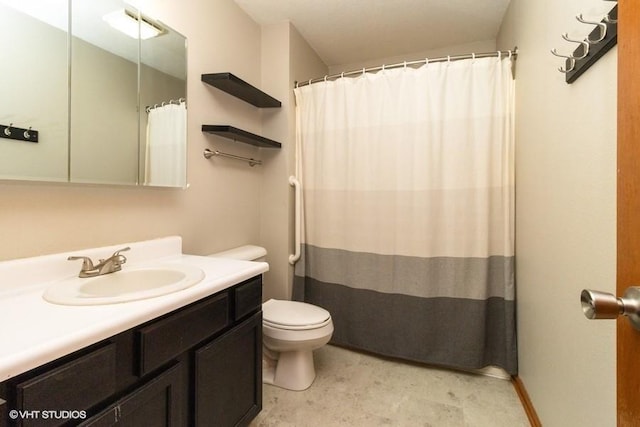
[
  {"left": 209, "top": 245, "right": 334, "bottom": 391},
  {"left": 262, "top": 298, "right": 333, "bottom": 390}
]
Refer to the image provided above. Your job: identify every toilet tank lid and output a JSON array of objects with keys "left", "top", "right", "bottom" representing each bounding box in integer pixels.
[{"left": 209, "top": 245, "right": 266, "bottom": 261}]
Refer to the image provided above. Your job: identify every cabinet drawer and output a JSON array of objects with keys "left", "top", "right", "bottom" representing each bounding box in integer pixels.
[
  {"left": 234, "top": 276, "right": 262, "bottom": 321},
  {"left": 16, "top": 343, "right": 117, "bottom": 427},
  {"left": 138, "top": 293, "right": 229, "bottom": 376}
]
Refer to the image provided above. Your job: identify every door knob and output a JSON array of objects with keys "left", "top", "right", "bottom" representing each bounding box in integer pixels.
[{"left": 581, "top": 287, "right": 640, "bottom": 330}]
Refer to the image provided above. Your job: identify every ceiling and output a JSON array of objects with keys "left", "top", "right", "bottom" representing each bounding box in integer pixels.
[{"left": 234, "top": 0, "right": 512, "bottom": 67}]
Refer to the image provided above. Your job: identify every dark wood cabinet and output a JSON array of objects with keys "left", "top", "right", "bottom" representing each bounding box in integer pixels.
[
  {"left": 0, "top": 276, "right": 263, "bottom": 427},
  {"left": 1, "top": 398, "right": 7, "bottom": 427},
  {"left": 137, "top": 293, "right": 229, "bottom": 376},
  {"left": 79, "top": 363, "right": 182, "bottom": 427},
  {"left": 195, "top": 312, "right": 262, "bottom": 427},
  {"left": 15, "top": 344, "right": 117, "bottom": 427},
  {"left": 232, "top": 277, "right": 262, "bottom": 321}
]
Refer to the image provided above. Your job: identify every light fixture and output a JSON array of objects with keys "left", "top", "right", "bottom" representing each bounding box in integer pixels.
[{"left": 103, "top": 9, "right": 165, "bottom": 40}]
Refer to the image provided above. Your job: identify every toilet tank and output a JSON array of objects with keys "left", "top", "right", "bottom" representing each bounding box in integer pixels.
[{"left": 209, "top": 245, "right": 267, "bottom": 262}]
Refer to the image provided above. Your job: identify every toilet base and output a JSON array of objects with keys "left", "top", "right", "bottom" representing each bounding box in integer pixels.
[{"left": 263, "top": 348, "right": 316, "bottom": 391}]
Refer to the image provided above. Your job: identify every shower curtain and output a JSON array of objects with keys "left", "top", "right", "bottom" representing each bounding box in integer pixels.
[
  {"left": 144, "top": 101, "right": 187, "bottom": 187},
  {"left": 293, "top": 56, "right": 516, "bottom": 374}
]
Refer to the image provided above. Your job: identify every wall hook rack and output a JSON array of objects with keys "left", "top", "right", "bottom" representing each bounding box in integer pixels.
[
  {"left": 0, "top": 123, "right": 38, "bottom": 143},
  {"left": 553, "top": 4, "right": 617, "bottom": 84}
]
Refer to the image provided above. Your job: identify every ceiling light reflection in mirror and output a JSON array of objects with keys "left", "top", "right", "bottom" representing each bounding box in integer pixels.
[{"left": 103, "top": 9, "right": 165, "bottom": 40}]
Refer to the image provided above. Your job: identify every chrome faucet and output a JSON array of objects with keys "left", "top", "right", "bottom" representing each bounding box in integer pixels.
[{"left": 68, "top": 247, "right": 130, "bottom": 278}]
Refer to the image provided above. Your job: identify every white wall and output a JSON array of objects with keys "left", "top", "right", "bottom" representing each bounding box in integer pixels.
[
  {"left": 259, "top": 22, "right": 292, "bottom": 301},
  {"left": 497, "top": 0, "right": 617, "bottom": 425},
  {"left": 259, "top": 22, "right": 328, "bottom": 300}
]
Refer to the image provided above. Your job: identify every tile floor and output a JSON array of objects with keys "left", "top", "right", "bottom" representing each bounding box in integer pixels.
[{"left": 250, "top": 345, "right": 529, "bottom": 427}]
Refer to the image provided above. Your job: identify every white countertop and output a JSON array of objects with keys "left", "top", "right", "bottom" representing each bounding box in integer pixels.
[{"left": 0, "top": 236, "right": 269, "bottom": 382}]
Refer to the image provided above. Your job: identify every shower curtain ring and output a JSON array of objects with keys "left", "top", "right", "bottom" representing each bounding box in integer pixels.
[{"left": 4, "top": 123, "right": 12, "bottom": 136}]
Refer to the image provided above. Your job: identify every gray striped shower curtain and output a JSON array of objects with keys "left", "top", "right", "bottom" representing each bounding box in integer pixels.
[{"left": 292, "top": 56, "right": 516, "bottom": 374}]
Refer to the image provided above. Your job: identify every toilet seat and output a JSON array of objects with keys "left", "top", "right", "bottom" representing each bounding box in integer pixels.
[
  {"left": 264, "top": 317, "right": 333, "bottom": 331},
  {"left": 263, "top": 299, "right": 331, "bottom": 330}
]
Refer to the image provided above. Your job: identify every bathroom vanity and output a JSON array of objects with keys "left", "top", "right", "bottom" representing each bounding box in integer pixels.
[{"left": 0, "top": 237, "right": 268, "bottom": 427}]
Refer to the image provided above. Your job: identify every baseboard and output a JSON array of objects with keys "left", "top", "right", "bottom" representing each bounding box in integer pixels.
[{"left": 511, "top": 375, "right": 542, "bottom": 427}]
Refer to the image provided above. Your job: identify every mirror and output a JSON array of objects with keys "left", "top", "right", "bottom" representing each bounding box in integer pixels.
[
  {"left": 0, "top": 0, "right": 187, "bottom": 187},
  {"left": 0, "top": 0, "right": 69, "bottom": 182},
  {"left": 139, "top": 11, "right": 187, "bottom": 187},
  {"left": 70, "top": 0, "right": 140, "bottom": 185}
]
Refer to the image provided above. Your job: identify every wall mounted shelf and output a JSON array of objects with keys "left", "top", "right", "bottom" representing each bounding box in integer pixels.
[
  {"left": 201, "top": 73, "right": 281, "bottom": 108},
  {"left": 202, "top": 125, "right": 281, "bottom": 148}
]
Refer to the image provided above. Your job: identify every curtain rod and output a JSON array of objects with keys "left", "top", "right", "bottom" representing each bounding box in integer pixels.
[
  {"left": 295, "top": 47, "right": 518, "bottom": 88},
  {"left": 145, "top": 97, "right": 186, "bottom": 113}
]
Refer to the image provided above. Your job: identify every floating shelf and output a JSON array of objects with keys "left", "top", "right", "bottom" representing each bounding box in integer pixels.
[
  {"left": 201, "top": 73, "right": 281, "bottom": 108},
  {"left": 202, "top": 125, "right": 281, "bottom": 148}
]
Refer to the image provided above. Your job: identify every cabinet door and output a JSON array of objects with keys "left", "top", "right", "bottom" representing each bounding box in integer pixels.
[
  {"left": 0, "top": 398, "right": 6, "bottom": 427},
  {"left": 79, "top": 363, "right": 182, "bottom": 427},
  {"left": 16, "top": 343, "right": 117, "bottom": 427},
  {"left": 195, "top": 312, "right": 262, "bottom": 427}
]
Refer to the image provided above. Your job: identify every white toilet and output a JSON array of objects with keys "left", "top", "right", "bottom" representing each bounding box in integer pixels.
[{"left": 210, "top": 245, "right": 334, "bottom": 391}]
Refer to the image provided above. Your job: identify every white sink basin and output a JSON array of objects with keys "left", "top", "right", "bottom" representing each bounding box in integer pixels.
[{"left": 43, "top": 264, "right": 205, "bottom": 305}]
